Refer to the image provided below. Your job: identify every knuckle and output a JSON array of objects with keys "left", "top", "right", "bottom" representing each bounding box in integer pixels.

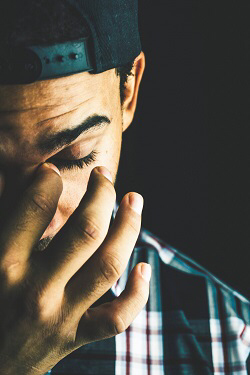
[
  {"left": 108, "top": 312, "right": 127, "bottom": 335},
  {"left": 31, "top": 293, "right": 51, "bottom": 322},
  {"left": 26, "top": 282, "right": 65, "bottom": 323},
  {"left": 73, "top": 215, "right": 103, "bottom": 242},
  {"left": 29, "top": 191, "right": 56, "bottom": 217},
  {"left": 0, "top": 254, "right": 26, "bottom": 286},
  {"left": 33, "top": 290, "right": 63, "bottom": 324},
  {"left": 99, "top": 254, "right": 123, "bottom": 282}
]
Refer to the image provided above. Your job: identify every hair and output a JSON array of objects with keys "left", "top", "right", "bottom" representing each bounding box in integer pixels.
[{"left": 0, "top": 0, "right": 135, "bottom": 105}]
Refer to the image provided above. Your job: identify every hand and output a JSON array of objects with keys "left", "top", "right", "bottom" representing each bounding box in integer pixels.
[{"left": 0, "top": 164, "right": 150, "bottom": 375}]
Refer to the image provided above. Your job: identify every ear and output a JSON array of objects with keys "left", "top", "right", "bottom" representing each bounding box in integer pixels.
[{"left": 122, "top": 52, "right": 145, "bottom": 132}]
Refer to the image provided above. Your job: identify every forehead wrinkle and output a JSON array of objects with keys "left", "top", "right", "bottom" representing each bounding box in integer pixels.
[
  {"left": 0, "top": 90, "right": 94, "bottom": 114},
  {"left": 36, "top": 108, "right": 77, "bottom": 128},
  {"left": 0, "top": 95, "right": 95, "bottom": 136},
  {"left": 0, "top": 72, "right": 101, "bottom": 113},
  {"left": 0, "top": 103, "right": 65, "bottom": 115},
  {"left": 35, "top": 98, "right": 92, "bottom": 127}
]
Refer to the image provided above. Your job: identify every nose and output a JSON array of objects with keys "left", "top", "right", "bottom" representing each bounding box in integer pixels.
[{"left": 40, "top": 207, "right": 63, "bottom": 240}]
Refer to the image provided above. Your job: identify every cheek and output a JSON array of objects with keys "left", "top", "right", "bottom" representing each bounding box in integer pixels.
[{"left": 101, "top": 117, "right": 123, "bottom": 168}]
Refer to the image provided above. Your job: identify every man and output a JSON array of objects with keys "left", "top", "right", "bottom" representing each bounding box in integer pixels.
[{"left": 0, "top": 0, "right": 249, "bottom": 374}]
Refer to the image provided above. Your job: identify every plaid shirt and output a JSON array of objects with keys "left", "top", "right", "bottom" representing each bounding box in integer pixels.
[{"left": 46, "top": 202, "right": 250, "bottom": 375}]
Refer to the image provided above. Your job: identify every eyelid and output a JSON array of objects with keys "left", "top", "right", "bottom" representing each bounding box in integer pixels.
[
  {"left": 53, "top": 147, "right": 87, "bottom": 160},
  {"left": 54, "top": 139, "right": 97, "bottom": 159},
  {"left": 48, "top": 150, "right": 99, "bottom": 172}
]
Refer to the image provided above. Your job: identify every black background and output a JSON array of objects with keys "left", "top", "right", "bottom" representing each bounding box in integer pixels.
[{"left": 116, "top": 0, "right": 249, "bottom": 298}]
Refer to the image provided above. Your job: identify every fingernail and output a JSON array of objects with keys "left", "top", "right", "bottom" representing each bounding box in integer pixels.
[
  {"left": 42, "top": 163, "right": 61, "bottom": 176},
  {"left": 140, "top": 263, "right": 151, "bottom": 283},
  {"left": 129, "top": 193, "right": 144, "bottom": 215},
  {"left": 96, "top": 166, "right": 112, "bottom": 183}
]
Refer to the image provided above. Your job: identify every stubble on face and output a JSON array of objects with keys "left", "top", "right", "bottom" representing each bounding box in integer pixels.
[{"left": 34, "top": 236, "right": 53, "bottom": 252}]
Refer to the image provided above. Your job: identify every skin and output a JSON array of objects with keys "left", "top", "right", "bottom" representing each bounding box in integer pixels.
[
  {"left": 0, "top": 53, "right": 144, "bottom": 250},
  {"left": 0, "top": 53, "right": 149, "bottom": 374}
]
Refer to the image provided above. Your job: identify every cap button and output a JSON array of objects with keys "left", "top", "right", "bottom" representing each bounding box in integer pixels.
[
  {"left": 57, "top": 55, "right": 65, "bottom": 62},
  {"left": 72, "top": 53, "right": 79, "bottom": 60}
]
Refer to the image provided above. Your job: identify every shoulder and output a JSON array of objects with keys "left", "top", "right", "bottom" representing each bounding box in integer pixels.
[
  {"left": 112, "top": 202, "right": 249, "bottom": 322},
  {"left": 113, "top": 222, "right": 250, "bottom": 372},
  {"left": 136, "top": 226, "right": 250, "bottom": 323}
]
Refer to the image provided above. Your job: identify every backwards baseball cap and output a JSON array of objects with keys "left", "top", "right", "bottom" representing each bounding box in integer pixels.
[{"left": 0, "top": 0, "right": 141, "bottom": 85}]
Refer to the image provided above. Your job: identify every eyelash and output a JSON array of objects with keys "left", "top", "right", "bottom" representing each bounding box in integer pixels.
[{"left": 50, "top": 150, "right": 98, "bottom": 171}]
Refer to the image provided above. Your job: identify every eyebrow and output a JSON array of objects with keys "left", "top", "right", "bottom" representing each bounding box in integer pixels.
[{"left": 36, "top": 114, "right": 111, "bottom": 155}]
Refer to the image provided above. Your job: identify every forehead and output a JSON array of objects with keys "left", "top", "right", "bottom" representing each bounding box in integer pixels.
[
  {"left": 0, "top": 69, "right": 118, "bottom": 116},
  {"left": 0, "top": 70, "right": 119, "bottom": 159},
  {"left": 0, "top": 70, "right": 120, "bottom": 166}
]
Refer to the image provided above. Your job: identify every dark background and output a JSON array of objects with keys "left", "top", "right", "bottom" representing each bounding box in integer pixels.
[{"left": 116, "top": 0, "right": 249, "bottom": 298}]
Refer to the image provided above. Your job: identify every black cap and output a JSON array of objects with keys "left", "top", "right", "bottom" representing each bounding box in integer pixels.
[{"left": 0, "top": 0, "right": 141, "bottom": 84}]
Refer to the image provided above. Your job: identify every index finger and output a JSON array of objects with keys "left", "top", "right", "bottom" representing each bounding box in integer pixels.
[
  {"left": 38, "top": 166, "right": 116, "bottom": 289},
  {"left": 0, "top": 164, "right": 63, "bottom": 283}
]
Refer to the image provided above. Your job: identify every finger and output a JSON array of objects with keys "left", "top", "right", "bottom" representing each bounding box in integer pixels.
[
  {"left": 71, "top": 263, "right": 151, "bottom": 349},
  {"left": 0, "top": 163, "right": 62, "bottom": 282},
  {"left": 39, "top": 167, "right": 116, "bottom": 289},
  {"left": 65, "top": 192, "right": 143, "bottom": 312}
]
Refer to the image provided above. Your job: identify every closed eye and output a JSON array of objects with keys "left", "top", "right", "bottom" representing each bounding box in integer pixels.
[{"left": 48, "top": 150, "right": 98, "bottom": 172}]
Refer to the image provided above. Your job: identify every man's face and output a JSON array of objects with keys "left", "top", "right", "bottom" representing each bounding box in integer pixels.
[{"left": 0, "top": 69, "right": 126, "bottom": 251}]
